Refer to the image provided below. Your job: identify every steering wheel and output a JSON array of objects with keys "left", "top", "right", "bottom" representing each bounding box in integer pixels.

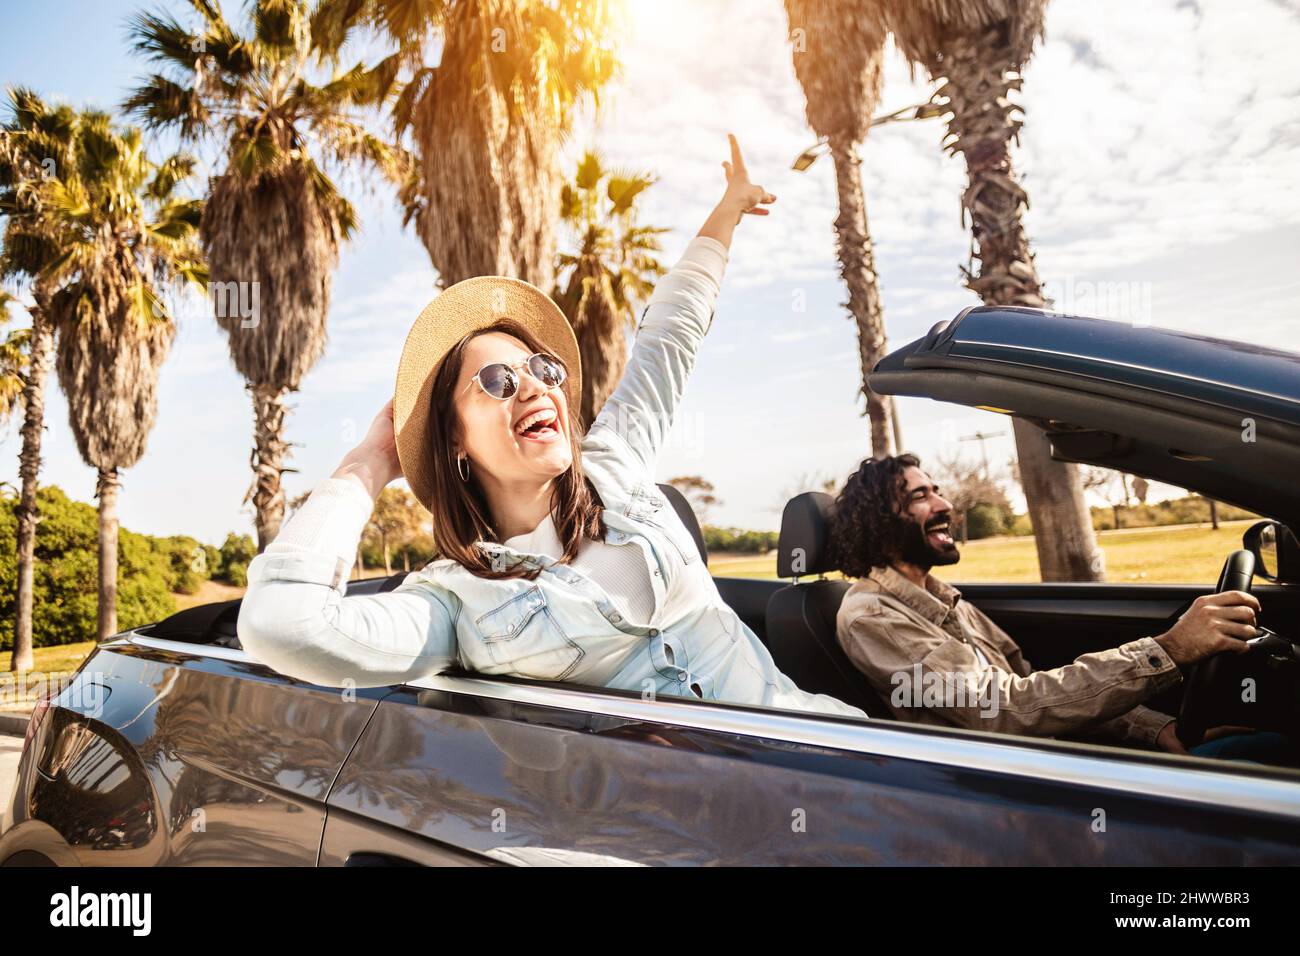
[{"left": 1175, "top": 550, "right": 1256, "bottom": 748}]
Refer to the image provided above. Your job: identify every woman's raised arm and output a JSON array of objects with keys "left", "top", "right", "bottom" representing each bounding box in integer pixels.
[
  {"left": 237, "top": 401, "right": 460, "bottom": 688},
  {"left": 583, "top": 135, "right": 773, "bottom": 476}
]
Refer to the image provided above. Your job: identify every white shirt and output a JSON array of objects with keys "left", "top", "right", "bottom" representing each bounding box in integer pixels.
[{"left": 504, "top": 513, "right": 657, "bottom": 625}]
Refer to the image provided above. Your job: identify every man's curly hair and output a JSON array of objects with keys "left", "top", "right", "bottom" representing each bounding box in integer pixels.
[{"left": 828, "top": 453, "right": 921, "bottom": 579}]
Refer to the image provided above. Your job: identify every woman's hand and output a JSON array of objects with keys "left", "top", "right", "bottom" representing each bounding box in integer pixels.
[
  {"left": 698, "top": 134, "right": 775, "bottom": 249},
  {"left": 333, "top": 398, "right": 404, "bottom": 500},
  {"left": 719, "top": 133, "right": 776, "bottom": 220}
]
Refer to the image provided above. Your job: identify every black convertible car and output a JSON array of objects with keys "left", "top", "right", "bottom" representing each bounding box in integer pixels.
[{"left": 2, "top": 306, "right": 1298, "bottom": 866}]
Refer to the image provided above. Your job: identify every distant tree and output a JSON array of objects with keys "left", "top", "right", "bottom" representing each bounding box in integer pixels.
[
  {"left": 553, "top": 150, "right": 667, "bottom": 429},
  {"left": 666, "top": 475, "right": 721, "bottom": 525},
  {"left": 772, "top": 469, "right": 840, "bottom": 516},
  {"left": 158, "top": 534, "right": 211, "bottom": 594},
  {"left": 126, "top": 0, "right": 407, "bottom": 550},
  {"left": 1082, "top": 467, "right": 1132, "bottom": 530},
  {"left": 0, "top": 291, "right": 28, "bottom": 430},
  {"left": 703, "top": 526, "right": 779, "bottom": 556},
  {"left": 0, "top": 485, "right": 175, "bottom": 649},
  {"left": 216, "top": 532, "right": 256, "bottom": 588},
  {"left": 365, "top": 486, "right": 421, "bottom": 575},
  {"left": 1, "top": 89, "right": 82, "bottom": 671},
  {"left": 392, "top": 525, "right": 436, "bottom": 573},
  {"left": 41, "top": 110, "right": 205, "bottom": 639},
  {"left": 316, "top": 0, "right": 620, "bottom": 290},
  {"left": 882, "top": 0, "right": 1102, "bottom": 581},
  {"left": 930, "top": 450, "right": 1012, "bottom": 541}
]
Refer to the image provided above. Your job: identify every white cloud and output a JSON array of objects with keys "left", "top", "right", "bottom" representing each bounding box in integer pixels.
[{"left": 3, "top": 0, "right": 1297, "bottom": 541}]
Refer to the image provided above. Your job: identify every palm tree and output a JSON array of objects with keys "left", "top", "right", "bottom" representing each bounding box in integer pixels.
[
  {"left": 0, "top": 292, "right": 27, "bottom": 417},
  {"left": 0, "top": 88, "right": 81, "bottom": 670},
  {"left": 552, "top": 150, "right": 666, "bottom": 429},
  {"left": 784, "top": 0, "right": 897, "bottom": 456},
  {"left": 882, "top": 0, "right": 1102, "bottom": 581},
  {"left": 125, "top": 0, "right": 406, "bottom": 550},
  {"left": 315, "top": 0, "right": 620, "bottom": 288},
  {"left": 41, "top": 111, "right": 206, "bottom": 639}
]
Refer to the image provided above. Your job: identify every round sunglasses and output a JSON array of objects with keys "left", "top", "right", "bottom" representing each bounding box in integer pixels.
[{"left": 463, "top": 351, "right": 567, "bottom": 400}]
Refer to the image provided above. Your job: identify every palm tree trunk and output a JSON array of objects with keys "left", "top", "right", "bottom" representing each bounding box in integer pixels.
[
  {"left": 249, "top": 384, "right": 290, "bottom": 552},
  {"left": 941, "top": 27, "right": 1103, "bottom": 582},
  {"left": 891, "top": 405, "right": 905, "bottom": 455},
  {"left": 95, "top": 467, "right": 119, "bottom": 639},
  {"left": 829, "top": 137, "right": 894, "bottom": 457},
  {"left": 11, "top": 303, "right": 54, "bottom": 672}
]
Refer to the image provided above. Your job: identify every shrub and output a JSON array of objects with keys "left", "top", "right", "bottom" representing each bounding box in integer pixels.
[
  {"left": 0, "top": 486, "right": 177, "bottom": 649},
  {"left": 702, "top": 526, "right": 778, "bottom": 554},
  {"left": 216, "top": 533, "right": 256, "bottom": 585},
  {"left": 965, "top": 503, "right": 1010, "bottom": 540}
]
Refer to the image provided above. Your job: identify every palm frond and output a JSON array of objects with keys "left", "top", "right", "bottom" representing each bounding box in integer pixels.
[
  {"left": 127, "top": 9, "right": 204, "bottom": 69},
  {"left": 147, "top": 152, "right": 197, "bottom": 200},
  {"left": 122, "top": 74, "right": 208, "bottom": 135}
]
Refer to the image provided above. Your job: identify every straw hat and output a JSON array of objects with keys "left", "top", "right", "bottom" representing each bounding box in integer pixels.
[{"left": 393, "top": 276, "right": 582, "bottom": 513}]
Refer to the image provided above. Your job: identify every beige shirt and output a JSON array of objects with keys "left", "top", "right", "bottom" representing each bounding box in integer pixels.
[{"left": 835, "top": 565, "right": 1181, "bottom": 747}]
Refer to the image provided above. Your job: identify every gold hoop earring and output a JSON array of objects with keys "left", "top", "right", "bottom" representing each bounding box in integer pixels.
[{"left": 457, "top": 455, "right": 470, "bottom": 482}]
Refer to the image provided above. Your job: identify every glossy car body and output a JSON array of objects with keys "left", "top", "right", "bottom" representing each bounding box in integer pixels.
[{"left": 3, "top": 307, "right": 1298, "bottom": 866}]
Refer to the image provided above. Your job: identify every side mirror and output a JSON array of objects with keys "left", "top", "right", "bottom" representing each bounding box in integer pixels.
[{"left": 1242, "top": 520, "right": 1299, "bottom": 583}]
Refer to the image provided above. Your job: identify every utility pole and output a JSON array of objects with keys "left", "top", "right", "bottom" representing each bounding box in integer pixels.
[{"left": 959, "top": 430, "right": 1005, "bottom": 477}]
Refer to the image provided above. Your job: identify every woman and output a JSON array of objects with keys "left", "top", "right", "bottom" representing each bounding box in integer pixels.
[{"left": 237, "top": 135, "right": 867, "bottom": 720}]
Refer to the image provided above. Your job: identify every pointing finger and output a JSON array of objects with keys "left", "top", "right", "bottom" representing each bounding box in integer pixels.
[{"left": 729, "top": 133, "right": 747, "bottom": 175}]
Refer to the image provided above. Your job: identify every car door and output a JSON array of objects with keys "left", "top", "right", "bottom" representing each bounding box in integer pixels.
[
  {"left": 318, "top": 671, "right": 1300, "bottom": 865},
  {"left": 6, "top": 632, "right": 387, "bottom": 866}
]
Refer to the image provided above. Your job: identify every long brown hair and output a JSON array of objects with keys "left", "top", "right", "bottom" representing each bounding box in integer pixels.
[{"left": 424, "top": 318, "right": 606, "bottom": 579}]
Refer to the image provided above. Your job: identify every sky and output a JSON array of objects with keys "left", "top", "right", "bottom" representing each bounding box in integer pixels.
[{"left": 2, "top": 0, "right": 1299, "bottom": 545}]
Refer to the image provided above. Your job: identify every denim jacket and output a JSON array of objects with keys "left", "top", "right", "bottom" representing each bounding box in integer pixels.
[{"left": 237, "top": 236, "right": 867, "bottom": 721}]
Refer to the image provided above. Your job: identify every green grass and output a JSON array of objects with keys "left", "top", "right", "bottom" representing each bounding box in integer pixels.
[{"left": 708, "top": 519, "right": 1257, "bottom": 585}]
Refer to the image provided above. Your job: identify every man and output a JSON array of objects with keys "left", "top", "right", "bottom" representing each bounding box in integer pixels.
[{"left": 830, "top": 454, "right": 1279, "bottom": 759}]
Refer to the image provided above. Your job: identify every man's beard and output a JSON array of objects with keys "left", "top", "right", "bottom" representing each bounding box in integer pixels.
[{"left": 898, "top": 514, "right": 961, "bottom": 571}]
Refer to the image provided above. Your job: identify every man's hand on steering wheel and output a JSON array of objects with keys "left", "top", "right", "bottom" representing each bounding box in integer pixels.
[
  {"left": 1154, "top": 590, "right": 1260, "bottom": 666},
  {"left": 1155, "top": 721, "right": 1257, "bottom": 754}
]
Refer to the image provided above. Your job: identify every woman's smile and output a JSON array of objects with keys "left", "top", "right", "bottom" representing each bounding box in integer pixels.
[
  {"left": 518, "top": 424, "right": 562, "bottom": 443},
  {"left": 513, "top": 403, "right": 562, "bottom": 442}
]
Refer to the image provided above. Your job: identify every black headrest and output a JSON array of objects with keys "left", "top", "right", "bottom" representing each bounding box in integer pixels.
[
  {"left": 776, "top": 491, "right": 837, "bottom": 578},
  {"left": 657, "top": 482, "right": 708, "bottom": 563},
  {"left": 149, "top": 598, "right": 241, "bottom": 643}
]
